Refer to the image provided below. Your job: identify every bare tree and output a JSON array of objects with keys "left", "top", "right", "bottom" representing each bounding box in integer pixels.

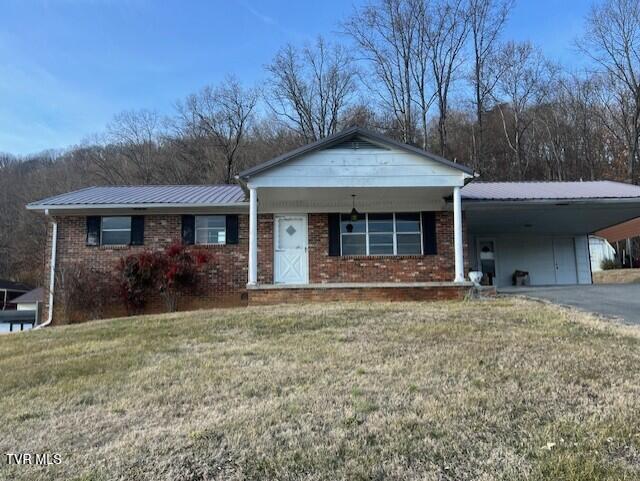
[
  {"left": 344, "top": 0, "right": 421, "bottom": 144},
  {"left": 468, "top": 0, "right": 513, "bottom": 170},
  {"left": 266, "top": 37, "right": 357, "bottom": 142},
  {"left": 579, "top": 0, "right": 640, "bottom": 183},
  {"left": 427, "top": 0, "right": 471, "bottom": 156},
  {"left": 411, "top": 0, "right": 437, "bottom": 148},
  {"left": 106, "top": 110, "right": 163, "bottom": 184},
  {"left": 176, "top": 76, "right": 258, "bottom": 183},
  {"left": 494, "top": 41, "right": 553, "bottom": 179}
]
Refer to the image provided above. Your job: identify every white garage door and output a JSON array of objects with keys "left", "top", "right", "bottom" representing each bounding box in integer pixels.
[{"left": 488, "top": 235, "right": 584, "bottom": 287}]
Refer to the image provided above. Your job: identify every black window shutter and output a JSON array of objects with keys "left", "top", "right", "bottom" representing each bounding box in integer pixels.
[
  {"left": 422, "top": 212, "right": 437, "bottom": 255},
  {"left": 226, "top": 214, "right": 239, "bottom": 244},
  {"left": 328, "top": 213, "right": 341, "bottom": 256},
  {"left": 182, "top": 215, "right": 195, "bottom": 245},
  {"left": 86, "top": 216, "right": 101, "bottom": 246},
  {"left": 130, "top": 216, "right": 144, "bottom": 245}
]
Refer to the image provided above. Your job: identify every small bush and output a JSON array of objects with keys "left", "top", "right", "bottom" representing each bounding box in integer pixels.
[
  {"left": 58, "top": 263, "right": 118, "bottom": 321},
  {"left": 153, "top": 243, "right": 210, "bottom": 312},
  {"left": 116, "top": 251, "right": 156, "bottom": 314},
  {"left": 116, "top": 244, "right": 210, "bottom": 314},
  {"left": 600, "top": 258, "right": 620, "bottom": 270}
]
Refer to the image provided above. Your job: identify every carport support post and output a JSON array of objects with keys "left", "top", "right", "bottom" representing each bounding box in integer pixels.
[
  {"left": 453, "top": 186, "right": 465, "bottom": 283},
  {"left": 248, "top": 187, "right": 258, "bottom": 286}
]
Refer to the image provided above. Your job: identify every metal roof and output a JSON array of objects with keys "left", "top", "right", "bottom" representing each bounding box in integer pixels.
[
  {"left": 10, "top": 287, "right": 44, "bottom": 304},
  {"left": 28, "top": 185, "right": 246, "bottom": 209},
  {"left": 461, "top": 181, "right": 640, "bottom": 201},
  {"left": 238, "top": 126, "right": 475, "bottom": 179},
  {"left": 596, "top": 217, "right": 640, "bottom": 242}
]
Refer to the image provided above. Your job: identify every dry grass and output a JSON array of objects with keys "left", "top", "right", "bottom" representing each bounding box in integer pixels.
[
  {"left": 593, "top": 268, "right": 640, "bottom": 284},
  {"left": 1, "top": 299, "right": 639, "bottom": 481}
]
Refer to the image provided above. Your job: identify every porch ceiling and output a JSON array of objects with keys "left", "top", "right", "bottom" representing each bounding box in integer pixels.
[
  {"left": 256, "top": 187, "right": 453, "bottom": 213},
  {"left": 466, "top": 200, "right": 640, "bottom": 235}
]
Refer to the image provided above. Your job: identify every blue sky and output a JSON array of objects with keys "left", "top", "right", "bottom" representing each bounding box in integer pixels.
[{"left": 0, "top": 0, "right": 591, "bottom": 155}]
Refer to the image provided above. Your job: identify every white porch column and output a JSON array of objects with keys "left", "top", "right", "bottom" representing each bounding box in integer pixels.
[
  {"left": 248, "top": 187, "right": 258, "bottom": 286},
  {"left": 453, "top": 186, "right": 465, "bottom": 283}
]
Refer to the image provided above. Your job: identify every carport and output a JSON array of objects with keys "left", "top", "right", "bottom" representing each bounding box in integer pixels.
[{"left": 461, "top": 181, "right": 640, "bottom": 288}]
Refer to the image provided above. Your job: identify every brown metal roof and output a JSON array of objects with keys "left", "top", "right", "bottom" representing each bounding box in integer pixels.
[{"left": 596, "top": 217, "right": 640, "bottom": 242}]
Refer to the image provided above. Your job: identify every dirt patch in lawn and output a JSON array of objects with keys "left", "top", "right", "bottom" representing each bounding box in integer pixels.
[{"left": 1, "top": 299, "right": 639, "bottom": 481}]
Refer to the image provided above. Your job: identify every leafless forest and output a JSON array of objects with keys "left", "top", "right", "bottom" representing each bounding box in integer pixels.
[{"left": 1, "top": 0, "right": 639, "bottom": 285}]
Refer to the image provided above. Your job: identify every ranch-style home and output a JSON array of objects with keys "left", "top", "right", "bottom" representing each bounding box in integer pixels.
[{"left": 27, "top": 127, "right": 640, "bottom": 324}]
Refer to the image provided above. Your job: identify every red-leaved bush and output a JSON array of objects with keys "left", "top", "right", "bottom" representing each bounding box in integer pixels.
[{"left": 116, "top": 243, "right": 210, "bottom": 313}]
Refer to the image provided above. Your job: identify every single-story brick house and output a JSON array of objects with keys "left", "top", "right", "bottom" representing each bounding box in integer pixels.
[{"left": 27, "top": 127, "right": 640, "bottom": 324}]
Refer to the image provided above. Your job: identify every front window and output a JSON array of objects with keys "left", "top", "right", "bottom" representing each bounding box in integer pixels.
[
  {"left": 101, "top": 216, "right": 131, "bottom": 245},
  {"left": 195, "top": 215, "right": 226, "bottom": 245},
  {"left": 340, "top": 213, "right": 422, "bottom": 256}
]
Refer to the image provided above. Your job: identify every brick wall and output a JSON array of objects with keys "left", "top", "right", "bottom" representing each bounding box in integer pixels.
[
  {"left": 44, "top": 210, "right": 467, "bottom": 322},
  {"left": 249, "top": 285, "right": 470, "bottom": 305},
  {"left": 257, "top": 214, "right": 274, "bottom": 284},
  {"left": 46, "top": 214, "right": 249, "bottom": 324}
]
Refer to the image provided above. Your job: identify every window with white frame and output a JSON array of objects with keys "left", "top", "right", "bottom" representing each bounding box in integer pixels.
[
  {"left": 195, "top": 215, "right": 226, "bottom": 245},
  {"left": 340, "top": 213, "right": 422, "bottom": 256},
  {"left": 101, "top": 216, "right": 132, "bottom": 245}
]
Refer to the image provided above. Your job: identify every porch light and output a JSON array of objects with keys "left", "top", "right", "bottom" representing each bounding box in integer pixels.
[{"left": 350, "top": 194, "right": 359, "bottom": 222}]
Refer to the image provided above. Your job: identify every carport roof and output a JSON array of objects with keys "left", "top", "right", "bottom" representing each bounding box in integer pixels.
[{"left": 462, "top": 181, "right": 640, "bottom": 201}]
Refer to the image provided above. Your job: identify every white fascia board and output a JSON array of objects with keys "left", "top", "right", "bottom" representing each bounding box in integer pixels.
[
  {"left": 247, "top": 176, "right": 467, "bottom": 189},
  {"left": 462, "top": 198, "right": 640, "bottom": 208}
]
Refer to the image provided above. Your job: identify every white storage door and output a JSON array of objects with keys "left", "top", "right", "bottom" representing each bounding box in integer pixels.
[{"left": 553, "top": 238, "right": 578, "bottom": 284}]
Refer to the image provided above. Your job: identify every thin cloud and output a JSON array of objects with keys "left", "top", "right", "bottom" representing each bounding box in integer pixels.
[{"left": 238, "top": 0, "right": 277, "bottom": 26}]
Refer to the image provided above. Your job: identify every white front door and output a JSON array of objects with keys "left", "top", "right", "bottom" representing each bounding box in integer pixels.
[
  {"left": 553, "top": 237, "right": 578, "bottom": 284},
  {"left": 274, "top": 214, "right": 308, "bottom": 284}
]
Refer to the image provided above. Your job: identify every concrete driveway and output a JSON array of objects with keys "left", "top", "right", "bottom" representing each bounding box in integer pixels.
[{"left": 500, "top": 284, "right": 640, "bottom": 325}]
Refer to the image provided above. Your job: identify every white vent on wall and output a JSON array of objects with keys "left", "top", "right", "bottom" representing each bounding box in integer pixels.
[{"left": 328, "top": 138, "right": 387, "bottom": 150}]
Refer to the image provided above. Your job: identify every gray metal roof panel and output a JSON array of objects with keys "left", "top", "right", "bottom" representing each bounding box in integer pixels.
[
  {"left": 9, "top": 287, "right": 44, "bottom": 304},
  {"left": 28, "top": 185, "right": 247, "bottom": 207},
  {"left": 238, "top": 126, "right": 475, "bottom": 179},
  {"left": 461, "top": 181, "right": 640, "bottom": 201}
]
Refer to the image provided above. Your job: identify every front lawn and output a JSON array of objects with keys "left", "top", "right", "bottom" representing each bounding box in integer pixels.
[{"left": 1, "top": 299, "right": 639, "bottom": 480}]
